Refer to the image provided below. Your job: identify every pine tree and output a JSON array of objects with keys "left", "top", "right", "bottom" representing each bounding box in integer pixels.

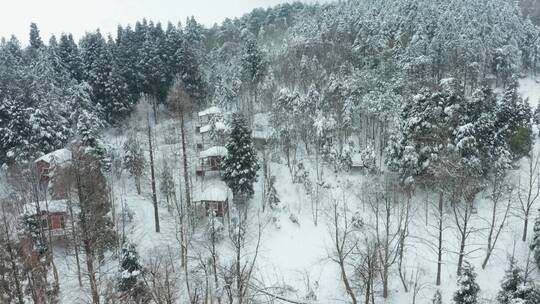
[
  {"left": 118, "top": 243, "right": 143, "bottom": 292},
  {"left": 26, "top": 23, "right": 44, "bottom": 62},
  {"left": 159, "top": 162, "right": 176, "bottom": 210},
  {"left": 240, "top": 39, "right": 267, "bottom": 112},
  {"left": 58, "top": 33, "right": 83, "bottom": 81},
  {"left": 176, "top": 42, "right": 207, "bottom": 104},
  {"left": 222, "top": 114, "right": 260, "bottom": 202},
  {"left": 497, "top": 258, "right": 526, "bottom": 304},
  {"left": 79, "top": 31, "right": 114, "bottom": 115},
  {"left": 123, "top": 135, "right": 146, "bottom": 195},
  {"left": 453, "top": 261, "right": 480, "bottom": 304}
]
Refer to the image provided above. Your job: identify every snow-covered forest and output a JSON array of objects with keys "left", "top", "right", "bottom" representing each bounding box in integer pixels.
[{"left": 1, "top": 0, "right": 540, "bottom": 303}]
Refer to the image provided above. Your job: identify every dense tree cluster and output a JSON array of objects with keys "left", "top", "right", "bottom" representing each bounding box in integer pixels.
[
  {"left": 1, "top": 0, "right": 538, "bottom": 171},
  {"left": 0, "top": 20, "right": 206, "bottom": 167}
]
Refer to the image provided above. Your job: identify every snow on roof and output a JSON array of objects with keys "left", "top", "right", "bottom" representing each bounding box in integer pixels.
[
  {"left": 199, "top": 146, "right": 228, "bottom": 158},
  {"left": 198, "top": 106, "right": 221, "bottom": 117},
  {"left": 200, "top": 121, "right": 227, "bottom": 133},
  {"left": 252, "top": 112, "right": 274, "bottom": 139},
  {"left": 193, "top": 181, "right": 230, "bottom": 202},
  {"left": 35, "top": 148, "right": 72, "bottom": 164},
  {"left": 351, "top": 153, "right": 364, "bottom": 167},
  {"left": 253, "top": 130, "right": 272, "bottom": 140},
  {"left": 23, "top": 200, "right": 70, "bottom": 215},
  {"left": 254, "top": 112, "right": 270, "bottom": 125}
]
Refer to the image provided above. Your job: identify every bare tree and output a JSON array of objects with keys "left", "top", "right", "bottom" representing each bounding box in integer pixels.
[
  {"left": 224, "top": 206, "right": 262, "bottom": 304},
  {"left": 167, "top": 78, "right": 194, "bottom": 212},
  {"left": 481, "top": 172, "right": 512, "bottom": 269},
  {"left": 517, "top": 148, "right": 540, "bottom": 242},
  {"left": 366, "top": 178, "right": 402, "bottom": 299},
  {"left": 143, "top": 247, "right": 181, "bottom": 304},
  {"left": 0, "top": 200, "right": 25, "bottom": 304},
  {"left": 354, "top": 238, "right": 378, "bottom": 304},
  {"left": 329, "top": 198, "right": 358, "bottom": 304},
  {"left": 146, "top": 107, "right": 160, "bottom": 233}
]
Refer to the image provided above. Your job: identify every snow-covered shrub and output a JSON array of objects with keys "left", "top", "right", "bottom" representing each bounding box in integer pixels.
[
  {"left": 432, "top": 290, "right": 442, "bottom": 304},
  {"left": 359, "top": 145, "right": 377, "bottom": 173},
  {"left": 117, "top": 243, "right": 143, "bottom": 292},
  {"left": 454, "top": 261, "right": 480, "bottom": 304}
]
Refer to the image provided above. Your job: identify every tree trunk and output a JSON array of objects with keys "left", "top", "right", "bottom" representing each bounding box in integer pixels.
[
  {"left": 147, "top": 115, "right": 160, "bottom": 233},
  {"left": 180, "top": 114, "right": 191, "bottom": 209},
  {"left": 522, "top": 212, "right": 529, "bottom": 242},
  {"left": 436, "top": 192, "right": 443, "bottom": 286},
  {"left": 84, "top": 241, "right": 100, "bottom": 304}
]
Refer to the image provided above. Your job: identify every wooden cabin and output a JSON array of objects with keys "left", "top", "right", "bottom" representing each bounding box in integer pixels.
[
  {"left": 193, "top": 182, "right": 231, "bottom": 217},
  {"left": 23, "top": 200, "right": 70, "bottom": 238},
  {"left": 196, "top": 146, "right": 228, "bottom": 178},
  {"left": 252, "top": 112, "right": 274, "bottom": 149},
  {"left": 197, "top": 106, "right": 221, "bottom": 128},
  {"left": 198, "top": 121, "right": 228, "bottom": 149},
  {"left": 34, "top": 148, "right": 72, "bottom": 194}
]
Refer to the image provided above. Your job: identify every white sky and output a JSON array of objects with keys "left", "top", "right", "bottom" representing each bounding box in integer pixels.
[{"left": 0, "top": 0, "right": 322, "bottom": 44}]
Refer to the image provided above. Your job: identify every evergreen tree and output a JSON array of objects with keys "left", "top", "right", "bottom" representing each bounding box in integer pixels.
[
  {"left": 497, "top": 78, "right": 533, "bottom": 157},
  {"left": 123, "top": 135, "right": 146, "bottom": 195},
  {"left": 497, "top": 258, "right": 526, "bottom": 304},
  {"left": 222, "top": 114, "right": 260, "bottom": 202},
  {"left": 76, "top": 109, "right": 110, "bottom": 172},
  {"left": 58, "top": 33, "right": 83, "bottom": 81},
  {"left": 79, "top": 31, "right": 114, "bottom": 115},
  {"left": 26, "top": 23, "right": 44, "bottom": 62},
  {"left": 176, "top": 42, "right": 207, "bottom": 104},
  {"left": 240, "top": 39, "right": 267, "bottom": 110},
  {"left": 104, "top": 64, "right": 133, "bottom": 122},
  {"left": 118, "top": 243, "right": 143, "bottom": 292},
  {"left": 453, "top": 261, "right": 480, "bottom": 304}
]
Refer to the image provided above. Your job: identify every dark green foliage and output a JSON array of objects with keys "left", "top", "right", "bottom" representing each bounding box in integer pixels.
[
  {"left": 118, "top": 243, "right": 143, "bottom": 292},
  {"left": 241, "top": 39, "right": 267, "bottom": 89},
  {"left": 510, "top": 127, "right": 533, "bottom": 157},
  {"left": 21, "top": 213, "right": 47, "bottom": 255},
  {"left": 453, "top": 261, "right": 480, "bottom": 304},
  {"left": 222, "top": 115, "right": 260, "bottom": 201},
  {"left": 497, "top": 258, "right": 540, "bottom": 304}
]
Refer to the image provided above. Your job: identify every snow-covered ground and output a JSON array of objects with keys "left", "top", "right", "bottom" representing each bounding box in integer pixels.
[{"left": 47, "top": 77, "right": 540, "bottom": 303}]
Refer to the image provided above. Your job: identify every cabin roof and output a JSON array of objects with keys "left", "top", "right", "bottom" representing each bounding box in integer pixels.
[
  {"left": 198, "top": 106, "right": 221, "bottom": 117},
  {"left": 199, "top": 146, "right": 228, "bottom": 158},
  {"left": 193, "top": 181, "right": 230, "bottom": 202},
  {"left": 35, "top": 148, "right": 72, "bottom": 165},
  {"left": 200, "top": 121, "right": 227, "bottom": 134},
  {"left": 252, "top": 112, "right": 274, "bottom": 139},
  {"left": 23, "top": 199, "right": 70, "bottom": 215},
  {"left": 351, "top": 153, "right": 363, "bottom": 167}
]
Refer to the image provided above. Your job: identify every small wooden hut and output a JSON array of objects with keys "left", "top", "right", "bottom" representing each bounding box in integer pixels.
[
  {"left": 34, "top": 148, "right": 72, "bottom": 195},
  {"left": 196, "top": 146, "right": 228, "bottom": 178},
  {"left": 23, "top": 200, "right": 71, "bottom": 238},
  {"left": 193, "top": 182, "right": 231, "bottom": 217}
]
